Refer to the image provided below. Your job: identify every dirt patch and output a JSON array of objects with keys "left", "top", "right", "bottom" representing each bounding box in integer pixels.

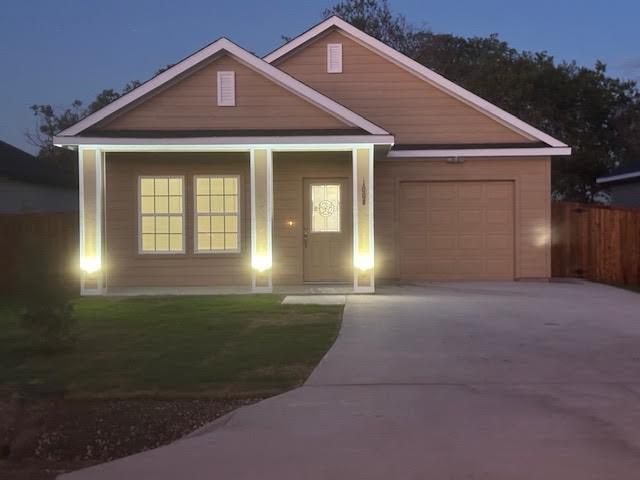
[{"left": 0, "top": 395, "right": 260, "bottom": 480}]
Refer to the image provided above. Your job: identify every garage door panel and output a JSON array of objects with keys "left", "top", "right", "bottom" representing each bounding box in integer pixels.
[{"left": 399, "top": 181, "right": 514, "bottom": 280}]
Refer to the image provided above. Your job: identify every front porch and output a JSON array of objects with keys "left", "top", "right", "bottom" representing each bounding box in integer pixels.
[{"left": 71, "top": 140, "right": 380, "bottom": 295}]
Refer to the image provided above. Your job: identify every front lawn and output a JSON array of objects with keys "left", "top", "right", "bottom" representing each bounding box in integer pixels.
[{"left": 0, "top": 295, "right": 343, "bottom": 398}]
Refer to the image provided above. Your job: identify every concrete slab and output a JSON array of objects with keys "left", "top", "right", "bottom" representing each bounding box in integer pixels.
[
  {"left": 281, "top": 295, "right": 346, "bottom": 305},
  {"left": 61, "top": 281, "right": 640, "bottom": 480}
]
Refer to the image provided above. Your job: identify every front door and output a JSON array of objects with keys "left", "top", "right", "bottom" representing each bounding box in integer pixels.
[{"left": 303, "top": 178, "right": 352, "bottom": 283}]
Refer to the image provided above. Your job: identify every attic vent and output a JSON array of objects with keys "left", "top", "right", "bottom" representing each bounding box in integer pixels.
[
  {"left": 217, "top": 71, "right": 235, "bottom": 106},
  {"left": 327, "top": 43, "right": 342, "bottom": 73}
]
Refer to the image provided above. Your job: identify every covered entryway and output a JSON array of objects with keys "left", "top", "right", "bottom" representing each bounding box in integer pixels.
[{"left": 398, "top": 180, "right": 514, "bottom": 280}]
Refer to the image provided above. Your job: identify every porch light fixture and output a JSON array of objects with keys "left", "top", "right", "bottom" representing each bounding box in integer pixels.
[
  {"left": 354, "top": 254, "right": 374, "bottom": 271},
  {"left": 252, "top": 255, "right": 272, "bottom": 272},
  {"left": 80, "top": 256, "right": 101, "bottom": 274}
]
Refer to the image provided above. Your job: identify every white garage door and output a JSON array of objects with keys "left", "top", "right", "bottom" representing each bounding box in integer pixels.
[{"left": 399, "top": 181, "right": 514, "bottom": 280}]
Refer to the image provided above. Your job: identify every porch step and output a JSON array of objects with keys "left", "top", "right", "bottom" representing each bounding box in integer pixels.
[{"left": 281, "top": 295, "right": 346, "bottom": 305}]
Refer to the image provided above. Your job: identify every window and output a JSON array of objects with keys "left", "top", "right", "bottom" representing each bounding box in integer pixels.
[
  {"left": 327, "top": 43, "right": 343, "bottom": 73},
  {"left": 195, "top": 175, "right": 240, "bottom": 253},
  {"left": 217, "top": 71, "right": 235, "bottom": 106},
  {"left": 139, "top": 177, "right": 184, "bottom": 253},
  {"left": 311, "top": 183, "right": 341, "bottom": 232}
]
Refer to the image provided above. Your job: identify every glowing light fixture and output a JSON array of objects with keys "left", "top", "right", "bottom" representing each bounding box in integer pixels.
[
  {"left": 80, "top": 256, "right": 101, "bottom": 274},
  {"left": 252, "top": 255, "right": 272, "bottom": 272},
  {"left": 354, "top": 254, "right": 374, "bottom": 271}
]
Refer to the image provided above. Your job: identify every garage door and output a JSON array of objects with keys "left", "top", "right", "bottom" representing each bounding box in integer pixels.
[{"left": 399, "top": 181, "right": 514, "bottom": 280}]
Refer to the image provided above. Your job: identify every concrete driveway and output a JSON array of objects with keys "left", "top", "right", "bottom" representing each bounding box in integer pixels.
[{"left": 63, "top": 281, "right": 640, "bottom": 480}]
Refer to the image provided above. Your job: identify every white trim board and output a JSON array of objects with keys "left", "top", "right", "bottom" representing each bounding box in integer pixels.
[
  {"left": 596, "top": 171, "right": 640, "bottom": 184},
  {"left": 385, "top": 147, "right": 571, "bottom": 159},
  {"left": 265, "top": 16, "right": 568, "bottom": 148},
  {"left": 57, "top": 38, "right": 389, "bottom": 137},
  {"left": 54, "top": 135, "right": 394, "bottom": 149}
]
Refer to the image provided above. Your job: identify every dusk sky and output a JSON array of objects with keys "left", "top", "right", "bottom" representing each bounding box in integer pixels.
[{"left": 1, "top": 0, "right": 639, "bottom": 154}]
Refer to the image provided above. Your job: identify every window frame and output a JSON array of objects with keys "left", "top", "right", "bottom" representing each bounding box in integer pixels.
[
  {"left": 137, "top": 175, "right": 186, "bottom": 255},
  {"left": 193, "top": 174, "right": 242, "bottom": 255}
]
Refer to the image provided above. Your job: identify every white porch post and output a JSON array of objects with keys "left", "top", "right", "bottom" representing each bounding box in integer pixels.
[
  {"left": 79, "top": 147, "right": 105, "bottom": 295},
  {"left": 352, "top": 145, "right": 375, "bottom": 293},
  {"left": 250, "top": 148, "right": 273, "bottom": 292}
]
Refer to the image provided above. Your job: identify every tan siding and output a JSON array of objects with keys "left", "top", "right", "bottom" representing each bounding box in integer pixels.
[
  {"left": 105, "top": 152, "right": 252, "bottom": 288},
  {"left": 276, "top": 30, "right": 534, "bottom": 145},
  {"left": 272, "top": 152, "right": 352, "bottom": 286},
  {"left": 374, "top": 156, "right": 551, "bottom": 280},
  {"left": 100, "top": 54, "right": 351, "bottom": 131}
]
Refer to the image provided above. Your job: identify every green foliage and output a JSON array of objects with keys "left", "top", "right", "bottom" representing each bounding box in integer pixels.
[
  {"left": 325, "top": 0, "right": 640, "bottom": 202},
  {"left": 17, "top": 238, "right": 77, "bottom": 353}
]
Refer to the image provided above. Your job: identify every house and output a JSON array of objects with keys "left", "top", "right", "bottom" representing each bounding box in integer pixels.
[
  {"left": 0, "top": 140, "right": 77, "bottom": 213},
  {"left": 596, "top": 160, "right": 640, "bottom": 208},
  {"left": 53, "top": 16, "right": 570, "bottom": 295}
]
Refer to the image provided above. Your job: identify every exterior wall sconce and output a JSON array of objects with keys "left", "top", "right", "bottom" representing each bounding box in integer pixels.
[
  {"left": 361, "top": 177, "right": 367, "bottom": 205},
  {"left": 354, "top": 254, "right": 374, "bottom": 271},
  {"left": 252, "top": 255, "right": 272, "bottom": 272},
  {"left": 80, "top": 256, "right": 101, "bottom": 274},
  {"left": 286, "top": 219, "right": 295, "bottom": 229}
]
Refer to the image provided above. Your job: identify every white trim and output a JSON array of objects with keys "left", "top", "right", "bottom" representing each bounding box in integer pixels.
[
  {"left": 250, "top": 150, "right": 257, "bottom": 288},
  {"left": 596, "top": 171, "right": 640, "bottom": 184},
  {"left": 351, "top": 148, "right": 358, "bottom": 291},
  {"left": 95, "top": 149, "right": 104, "bottom": 292},
  {"left": 57, "top": 38, "right": 388, "bottom": 137},
  {"left": 137, "top": 175, "right": 186, "bottom": 255},
  {"left": 385, "top": 147, "right": 571, "bottom": 159},
  {"left": 54, "top": 135, "right": 394, "bottom": 148},
  {"left": 216, "top": 71, "right": 236, "bottom": 106},
  {"left": 264, "top": 16, "right": 568, "bottom": 148},
  {"left": 193, "top": 174, "right": 242, "bottom": 254}
]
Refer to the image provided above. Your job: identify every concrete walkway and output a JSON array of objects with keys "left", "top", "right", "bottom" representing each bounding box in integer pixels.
[{"left": 62, "top": 281, "right": 640, "bottom": 479}]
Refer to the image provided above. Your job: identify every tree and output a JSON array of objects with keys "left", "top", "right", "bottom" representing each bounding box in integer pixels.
[{"left": 323, "top": 0, "right": 640, "bottom": 202}]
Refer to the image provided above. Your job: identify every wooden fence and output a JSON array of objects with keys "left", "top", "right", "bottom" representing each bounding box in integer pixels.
[
  {"left": 552, "top": 202, "right": 640, "bottom": 285},
  {"left": 0, "top": 212, "right": 79, "bottom": 295}
]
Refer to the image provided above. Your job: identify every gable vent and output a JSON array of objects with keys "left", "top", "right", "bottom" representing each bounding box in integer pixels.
[
  {"left": 217, "top": 71, "right": 235, "bottom": 106},
  {"left": 327, "top": 43, "right": 343, "bottom": 73}
]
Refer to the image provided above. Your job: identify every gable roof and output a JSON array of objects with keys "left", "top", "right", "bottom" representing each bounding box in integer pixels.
[
  {"left": 0, "top": 141, "right": 76, "bottom": 189},
  {"left": 597, "top": 160, "right": 640, "bottom": 184},
  {"left": 264, "top": 16, "right": 568, "bottom": 149},
  {"left": 57, "top": 37, "right": 389, "bottom": 138}
]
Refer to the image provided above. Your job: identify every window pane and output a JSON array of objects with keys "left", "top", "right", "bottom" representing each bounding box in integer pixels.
[
  {"left": 156, "top": 234, "right": 169, "bottom": 251},
  {"left": 224, "top": 195, "right": 237, "bottom": 213},
  {"left": 196, "top": 178, "right": 209, "bottom": 195},
  {"left": 196, "top": 195, "right": 210, "bottom": 213},
  {"left": 211, "top": 178, "right": 224, "bottom": 195},
  {"left": 141, "top": 197, "right": 155, "bottom": 214},
  {"left": 170, "top": 216, "right": 182, "bottom": 234},
  {"left": 169, "top": 178, "right": 182, "bottom": 196},
  {"left": 225, "top": 233, "right": 238, "bottom": 250},
  {"left": 155, "top": 196, "right": 168, "bottom": 214},
  {"left": 142, "top": 234, "right": 155, "bottom": 251},
  {"left": 142, "top": 216, "right": 155, "bottom": 233},
  {"left": 197, "top": 233, "right": 210, "bottom": 250},
  {"left": 155, "top": 178, "right": 169, "bottom": 195},
  {"left": 211, "top": 196, "right": 224, "bottom": 214},
  {"left": 225, "top": 215, "right": 237, "bottom": 233},
  {"left": 156, "top": 216, "right": 169, "bottom": 234},
  {"left": 211, "top": 216, "right": 225, "bottom": 232},
  {"left": 224, "top": 177, "right": 237, "bottom": 194},
  {"left": 197, "top": 215, "right": 210, "bottom": 233},
  {"left": 140, "top": 178, "right": 154, "bottom": 196},
  {"left": 169, "top": 196, "right": 182, "bottom": 214},
  {"left": 311, "top": 184, "right": 340, "bottom": 232},
  {"left": 169, "top": 234, "right": 182, "bottom": 251},
  {"left": 211, "top": 234, "right": 225, "bottom": 250}
]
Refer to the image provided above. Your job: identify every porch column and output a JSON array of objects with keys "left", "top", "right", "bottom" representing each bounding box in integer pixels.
[
  {"left": 250, "top": 148, "right": 273, "bottom": 292},
  {"left": 79, "top": 147, "right": 104, "bottom": 295},
  {"left": 353, "top": 146, "right": 375, "bottom": 293}
]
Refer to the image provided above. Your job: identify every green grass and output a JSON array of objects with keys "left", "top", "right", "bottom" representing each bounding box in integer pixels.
[{"left": 0, "top": 295, "right": 343, "bottom": 398}]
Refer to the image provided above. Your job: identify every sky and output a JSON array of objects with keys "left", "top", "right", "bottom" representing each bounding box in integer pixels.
[{"left": 1, "top": 0, "right": 639, "bottom": 154}]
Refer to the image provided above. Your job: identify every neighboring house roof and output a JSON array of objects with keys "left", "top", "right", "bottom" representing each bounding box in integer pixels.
[
  {"left": 56, "top": 37, "right": 389, "bottom": 139},
  {"left": 264, "top": 16, "right": 568, "bottom": 149},
  {"left": 597, "top": 160, "right": 640, "bottom": 184},
  {"left": 0, "top": 140, "right": 76, "bottom": 189}
]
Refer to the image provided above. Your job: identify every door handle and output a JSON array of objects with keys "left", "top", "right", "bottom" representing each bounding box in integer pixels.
[{"left": 303, "top": 229, "right": 309, "bottom": 248}]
